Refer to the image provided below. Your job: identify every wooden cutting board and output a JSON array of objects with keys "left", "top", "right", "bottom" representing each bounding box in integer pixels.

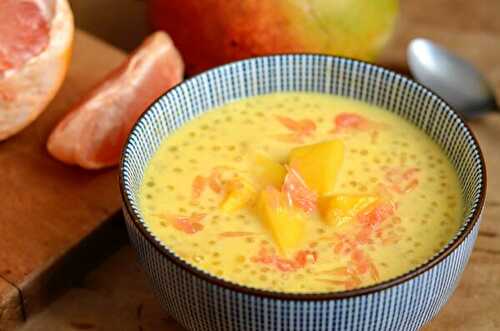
[{"left": 0, "top": 30, "right": 127, "bottom": 328}]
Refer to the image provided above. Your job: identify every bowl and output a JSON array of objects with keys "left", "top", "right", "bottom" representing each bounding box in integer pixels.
[{"left": 119, "top": 55, "right": 486, "bottom": 331}]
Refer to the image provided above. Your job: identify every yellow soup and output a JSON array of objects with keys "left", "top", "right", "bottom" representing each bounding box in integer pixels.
[{"left": 139, "top": 92, "right": 463, "bottom": 293}]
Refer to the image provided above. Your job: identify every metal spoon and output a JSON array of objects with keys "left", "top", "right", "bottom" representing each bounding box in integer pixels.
[{"left": 407, "top": 38, "right": 498, "bottom": 118}]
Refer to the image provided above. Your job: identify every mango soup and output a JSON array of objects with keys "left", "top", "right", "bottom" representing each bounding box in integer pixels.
[{"left": 139, "top": 92, "right": 463, "bottom": 293}]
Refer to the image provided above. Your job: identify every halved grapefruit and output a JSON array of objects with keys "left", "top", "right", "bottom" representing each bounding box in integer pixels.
[
  {"left": 0, "top": 0, "right": 74, "bottom": 140},
  {"left": 47, "top": 31, "right": 184, "bottom": 169}
]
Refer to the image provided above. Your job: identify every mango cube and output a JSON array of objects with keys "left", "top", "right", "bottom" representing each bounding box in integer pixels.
[
  {"left": 318, "top": 194, "right": 378, "bottom": 227},
  {"left": 220, "top": 179, "right": 256, "bottom": 213},
  {"left": 289, "top": 140, "right": 344, "bottom": 195},
  {"left": 253, "top": 153, "right": 286, "bottom": 188},
  {"left": 257, "top": 186, "right": 306, "bottom": 253}
]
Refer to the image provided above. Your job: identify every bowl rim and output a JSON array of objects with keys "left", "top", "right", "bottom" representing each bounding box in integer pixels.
[{"left": 119, "top": 54, "right": 487, "bottom": 301}]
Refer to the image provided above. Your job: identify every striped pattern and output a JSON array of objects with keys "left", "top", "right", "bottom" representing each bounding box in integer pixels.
[{"left": 120, "top": 55, "right": 485, "bottom": 331}]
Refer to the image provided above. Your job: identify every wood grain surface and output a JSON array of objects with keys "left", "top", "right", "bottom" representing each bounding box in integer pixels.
[
  {"left": 0, "top": 30, "right": 127, "bottom": 329},
  {"left": 0, "top": 280, "right": 22, "bottom": 330},
  {"left": 7, "top": 0, "right": 500, "bottom": 330}
]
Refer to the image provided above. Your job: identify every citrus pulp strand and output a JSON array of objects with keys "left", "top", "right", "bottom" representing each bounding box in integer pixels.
[
  {"left": 0, "top": 0, "right": 50, "bottom": 74},
  {"left": 282, "top": 166, "right": 317, "bottom": 214}
]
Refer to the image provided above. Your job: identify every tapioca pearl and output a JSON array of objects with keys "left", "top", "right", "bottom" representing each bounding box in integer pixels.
[
  {"left": 168, "top": 145, "right": 178, "bottom": 153},
  {"left": 410, "top": 258, "right": 420, "bottom": 265},
  {"left": 208, "top": 240, "right": 216, "bottom": 246},
  {"left": 259, "top": 266, "right": 270, "bottom": 273},
  {"left": 178, "top": 207, "right": 187, "bottom": 213},
  {"left": 159, "top": 221, "right": 167, "bottom": 228},
  {"left": 317, "top": 228, "right": 326, "bottom": 235},
  {"left": 258, "top": 274, "right": 268, "bottom": 282},
  {"left": 245, "top": 237, "right": 255, "bottom": 244},
  {"left": 226, "top": 145, "right": 236, "bottom": 151},
  {"left": 235, "top": 255, "right": 250, "bottom": 269},
  {"left": 145, "top": 194, "right": 153, "bottom": 200},
  {"left": 225, "top": 115, "right": 233, "bottom": 122},
  {"left": 193, "top": 254, "right": 205, "bottom": 263}
]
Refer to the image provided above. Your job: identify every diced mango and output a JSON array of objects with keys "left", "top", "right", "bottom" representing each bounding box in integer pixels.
[
  {"left": 253, "top": 153, "right": 286, "bottom": 188},
  {"left": 318, "top": 194, "right": 379, "bottom": 227},
  {"left": 220, "top": 179, "right": 256, "bottom": 213},
  {"left": 257, "top": 186, "right": 306, "bottom": 253},
  {"left": 289, "top": 140, "right": 344, "bottom": 195}
]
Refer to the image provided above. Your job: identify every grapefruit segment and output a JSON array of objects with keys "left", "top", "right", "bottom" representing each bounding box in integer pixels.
[
  {"left": 0, "top": 0, "right": 73, "bottom": 140},
  {"left": 47, "top": 31, "right": 184, "bottom": 169}
]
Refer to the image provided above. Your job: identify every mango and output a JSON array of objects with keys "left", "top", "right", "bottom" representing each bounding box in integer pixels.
[
  {"left": 148, "top": 0, "right": 399, "bottom": 74},
  {"left": 318, "top": 194, "right": 378, "bottom": 226},
  {"left": 220, "top": 179, "right": 256, "bottom": 213},
  {"left": 257, "top": 186, "right": 306, "bottom": 253},
  {"left": 289, "top": 140, "right": 344, "bottom": 195},
  {"left": 254, "top": 153, "right": 286, "bottom": 189}
]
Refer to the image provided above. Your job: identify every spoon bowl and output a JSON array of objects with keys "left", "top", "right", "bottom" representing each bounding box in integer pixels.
[{"left": 407, "top": 38, "right": 498, "bottom": 117}]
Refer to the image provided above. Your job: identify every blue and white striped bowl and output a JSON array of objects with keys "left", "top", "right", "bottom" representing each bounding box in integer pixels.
[{"left": 119, "top": 55, "right": 486, "bottom": 331}]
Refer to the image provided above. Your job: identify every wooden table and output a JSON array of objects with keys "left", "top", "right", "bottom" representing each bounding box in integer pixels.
[{"left": 12, "top": 0, "right": 500, "bottom": 330}]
